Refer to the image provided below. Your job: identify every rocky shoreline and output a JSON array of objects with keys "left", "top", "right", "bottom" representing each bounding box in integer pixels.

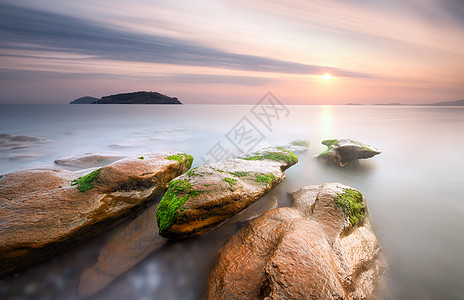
[{"left": 0, "top": 138, "right": 385, "bottom": 298}]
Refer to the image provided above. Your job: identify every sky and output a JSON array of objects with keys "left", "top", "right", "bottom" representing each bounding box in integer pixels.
[{"left": 0, "top": 0, "right": 463, "bottom": 104}]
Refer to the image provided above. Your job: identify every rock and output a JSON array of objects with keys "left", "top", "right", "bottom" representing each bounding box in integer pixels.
[
  {"left": 69, "top": 96, "right": 99, "bottom": 104},
  {"left": 78, "top": 205, "right": 167, "bottom": 297},
  {"left": 205, "top": 183, "right": 386, "bottom": 300},
  {"left": 0, "top": 133, "right": 47, "bottom": 151},
  {"left": 156, "top": 147, "right": 298, "bottom": 240},
  {"left": 317, "top": 139, "right": 381, "bottom": 166},
  {"left": 284, "top": 139, "right": 310, "bottom": 153},
  {"left": 54, "top": 154, "right": 126, "bottom": 170},
  {"left": 231, "top": 195, "right": 278, "bottom": 224},
  {"left": 0, "top": 152, "right": 192, "bottom": 276}
]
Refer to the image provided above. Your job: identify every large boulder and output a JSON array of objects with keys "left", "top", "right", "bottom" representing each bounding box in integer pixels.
[
  {"left": 206, "top": 183, "right": 386, "bottom": 299},
  {"left": 0, "top": 152, "right": 192, "bottom": 276},
  {"left": 317, "top": 139, "right": 381, "bottom": 166},
  {"left": 156, "top": 147, "right": 298, "bottom": 240}
]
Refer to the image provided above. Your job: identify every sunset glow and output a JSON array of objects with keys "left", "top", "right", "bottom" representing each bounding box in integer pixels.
[{"left": 0, "top": 0, "right": 463, "bottom": 104}]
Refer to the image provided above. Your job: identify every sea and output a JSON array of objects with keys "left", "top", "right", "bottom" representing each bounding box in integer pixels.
[{"left": 0, "top": 103, "right": 463, "bottom": 300}]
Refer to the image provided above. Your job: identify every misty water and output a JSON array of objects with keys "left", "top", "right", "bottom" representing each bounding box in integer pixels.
[{"left": 0, "top": 104, "right": 463, "bottom": 299}]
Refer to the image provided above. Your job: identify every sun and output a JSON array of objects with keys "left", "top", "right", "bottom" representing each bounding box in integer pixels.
[{"left": 322, "top": 73, "right": 332, "bottom": 80}]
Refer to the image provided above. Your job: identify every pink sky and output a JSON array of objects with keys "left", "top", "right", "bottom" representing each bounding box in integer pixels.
[{"left": 0, "top": 0, "right": 463, "bottom": 104}]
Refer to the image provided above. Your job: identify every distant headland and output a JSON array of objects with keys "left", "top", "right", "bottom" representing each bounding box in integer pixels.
[
  {"left": 70, "top": 91, "right": 182, "bottom": 104},
  {"left": 346, "top": 99, "right": 464, "bottom": 106}
]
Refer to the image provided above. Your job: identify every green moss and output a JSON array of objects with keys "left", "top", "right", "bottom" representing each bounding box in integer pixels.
[
  {"left": 334, "top": 188, "right": 366, "bottom": 226},
  {"left": 322, "top": 139, "right": 339, "bottom": 147},
  {"left": 137, "top": 156, "right": 144, "bottom": 159},
  {"left": 167, "top": 153, "right": 193, "bottom": 169},
  {"left": 243, "top": 148, "right": 298, "bottom": 165},
  {"left": 188, "top": 189, "right": 202, "bottom": 197},
  {"left": 290, "top": 139, "right": 310, "bottom": 147},
  {"left": 264, "top": 151, "right": 298, "bottom": 165},
  {"left": 361, "top": 145, "right": 373, "bottom": 151},
  {"left": 187, "top": 167, "right": 199, "bottom": 177},
  {"left": 216, "top": 169, "right": 224, "bottom": 173},
  {"left": 156, "top": 179, "right": 201, "bottom": 234},
  {"left": 229, "top": 171, "right": 249, "bottom": 177},
  {"left": 319, "top": 139, "right": 340, "bottom": 158},
  {"left": 71, "top": 168, "right": 101, "bottom": 192},
  {"left": 255, "top": 174, "right": 276, "bottom": 186},
  {"left": 223, "top": 177, "right": 237, "bottom": 187},
  {"left": 243, "top": 155, "right": 264, "bottom": 161}
]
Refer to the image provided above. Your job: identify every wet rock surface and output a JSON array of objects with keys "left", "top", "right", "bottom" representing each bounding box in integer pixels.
[
  {"left": 156, "top": 147, "right": 298, "bottom": 240},
  {"left": 0, "top": 152, "right": 192, "bottom": 276},
  {"left": 317, "top": 139, "right": 381, "bottom": 166},
  {"left": 206, "top": 183, "right": 386, "bottom": 300}
]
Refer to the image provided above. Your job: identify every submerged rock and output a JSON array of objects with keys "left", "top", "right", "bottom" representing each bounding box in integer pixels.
[
  {"left": 0, "top": 152, "right": 192, "bottom": 276},
  {"left": 156, "top": 147, "right": 298, "bottom": 240},
  {"left": 317, "top": 139, "right": 381, "bottom": 166},
  {"left": 54, "top": 154, "right": 126, "bottom": 170},
  {"left": 0, "top": 133, "right": 47, "bottom": 151},
  {"left": 78, "top": 205, "right": 167, "bottom": 297},
  {"left": 206, "top": 183, "right": 386, "bottom": 300},
  {"left": 285, "top": 139, "right": 310, "bottom": 153}
]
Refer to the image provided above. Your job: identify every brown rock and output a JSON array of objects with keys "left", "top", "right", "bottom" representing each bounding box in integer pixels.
[
  {"left": 205, "top": 183, "right": 386, "bottom": 299},
  {"left": 0, "top": 152, "right": 192, "bottom": 276},
  {"left": 156, "top": 147, "right": 298, "bottom": 240}
]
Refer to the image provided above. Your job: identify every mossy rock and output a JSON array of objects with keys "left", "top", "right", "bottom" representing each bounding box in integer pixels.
[
  {"left": 167, "top": 153, "right": 193, "bottom": 169},
  {"left": 156, "top": 155, "right": 295, "bottom": 240},
  {"left": 240, "top": 147, "right": 298, "bottom": 171},
  {"left": 317, "top": 139, "right": 381, "bottom": 166}
]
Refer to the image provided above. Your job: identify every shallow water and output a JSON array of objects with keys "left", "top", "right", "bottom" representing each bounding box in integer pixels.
[{"left": 0, "top": 104, "right": 463, "bottom": 299}]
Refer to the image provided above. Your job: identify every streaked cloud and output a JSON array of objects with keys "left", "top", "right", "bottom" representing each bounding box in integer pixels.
[
  {"left": 0, "top": 0, "right": 463, "bottom": 104},
  {"left": 0, "top": 3, "right": 371, "bottom": 78},
  {"left": 0, "top": 68, "right": 275, "bottom": 86}
]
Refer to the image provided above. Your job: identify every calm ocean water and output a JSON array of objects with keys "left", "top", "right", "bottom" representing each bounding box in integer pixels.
[{"left": 0, "top": 104, "right": 463, "bottom": 299}]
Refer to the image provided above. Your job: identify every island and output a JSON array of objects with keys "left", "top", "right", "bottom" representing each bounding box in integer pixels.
[{"left": 70, "top": 91, "right": 182, "bottom": 104}]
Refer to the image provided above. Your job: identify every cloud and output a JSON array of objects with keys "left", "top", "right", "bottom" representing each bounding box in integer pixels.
[
  {"left": 0, "top": 3, "right": 373, "bottom": 78},
  {"left": 0, "top": 68, "right": 276, "bottom": 86}
]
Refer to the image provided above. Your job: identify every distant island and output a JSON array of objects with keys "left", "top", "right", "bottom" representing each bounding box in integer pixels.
[
  {"left": 346, "top": 99, "right": 464, "bottom": 106},
  {"left": 70, "top": 91, "right": 182, "bottom": 104}
]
